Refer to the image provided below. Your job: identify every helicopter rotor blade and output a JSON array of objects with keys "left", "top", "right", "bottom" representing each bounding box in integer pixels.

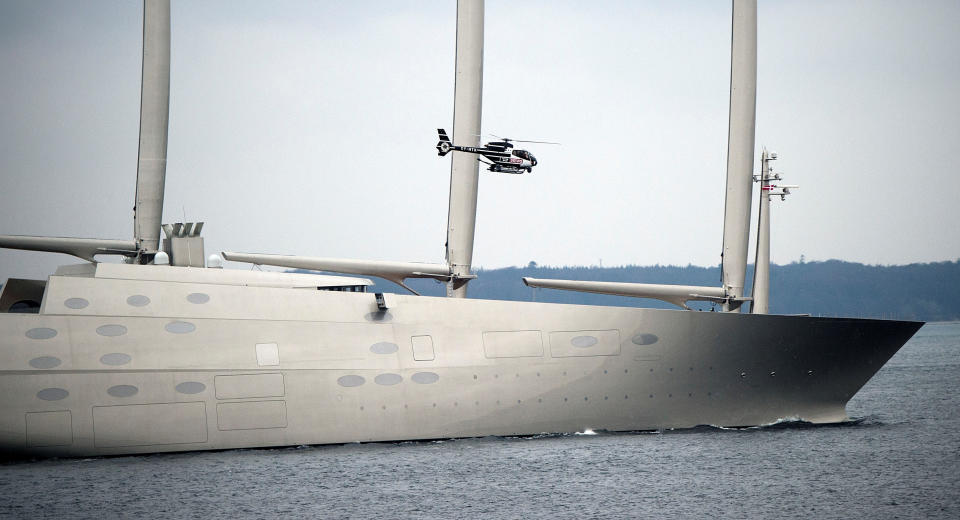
[
  {"left": 510, "top": 139, "right": 560, "bottom": 145},
  {"left": 487, "top": 133, "right": 559, "bottom": 145}
]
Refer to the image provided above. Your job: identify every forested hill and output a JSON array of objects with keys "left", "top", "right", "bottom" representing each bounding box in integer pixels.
[{"left": 297, "top": 259, "right": 960, "bottom": 322}]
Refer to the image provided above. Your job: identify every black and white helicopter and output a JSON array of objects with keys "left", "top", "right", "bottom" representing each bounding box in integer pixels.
[{"left": 435, "top": 129, "right": 557, "bottom": 174}]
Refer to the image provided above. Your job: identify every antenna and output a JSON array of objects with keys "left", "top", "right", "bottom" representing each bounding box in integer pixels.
[{"left": 750, "top": 149, "right": 798, "bottom": 314}]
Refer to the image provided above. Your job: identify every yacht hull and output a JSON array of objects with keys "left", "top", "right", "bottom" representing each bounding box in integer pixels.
[{"left": 0, "top": 270, "right": 921, "bottom": 457}]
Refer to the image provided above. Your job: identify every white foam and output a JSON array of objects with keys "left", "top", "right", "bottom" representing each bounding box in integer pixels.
[{"left": 761, "top": 416, "right": 803, "bottom": 427}]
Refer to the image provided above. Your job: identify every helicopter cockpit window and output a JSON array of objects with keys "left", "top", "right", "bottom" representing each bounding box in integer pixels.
[{"left": 512, "top": 150, "right": 532, "bottom": 160}]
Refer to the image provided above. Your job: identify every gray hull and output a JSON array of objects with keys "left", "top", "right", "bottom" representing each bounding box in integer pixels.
[{"left": 0, "top": 264, "right": 920, "bottom": 457}]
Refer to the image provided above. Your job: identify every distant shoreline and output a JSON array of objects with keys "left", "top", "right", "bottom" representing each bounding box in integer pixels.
[{"left": 294, "top": 259, "right": 960, "bottom": 322}]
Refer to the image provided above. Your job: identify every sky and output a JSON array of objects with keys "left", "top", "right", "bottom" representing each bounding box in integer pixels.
[{"left": 1, "top": 0, "right": 959, "bottom": 283}]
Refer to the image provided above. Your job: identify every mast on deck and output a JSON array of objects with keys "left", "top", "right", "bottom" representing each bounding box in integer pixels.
[
  {"left": 750, "top": 150, "right": 797, "bottom": 314},
  {"left": 751, "top": 149, "right": 774, "bottom": 314},
  {"left": 132, "top": 0, "right": 172, "bottom": 262},
  {"left": 444, "top": 0, "right": 484, "bottom": 298},
  {"left": 719, "top": 0, "right": 758, "bottom": 311}
]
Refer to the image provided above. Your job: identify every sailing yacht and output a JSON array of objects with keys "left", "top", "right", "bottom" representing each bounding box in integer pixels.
[{"left": 0, "top": 0, "right": 920, "bottom": 457}]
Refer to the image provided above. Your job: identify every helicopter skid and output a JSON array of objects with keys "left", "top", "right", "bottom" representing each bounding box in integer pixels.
[{"left": 490, "top": 165, "right": 526, "bottom": 174}]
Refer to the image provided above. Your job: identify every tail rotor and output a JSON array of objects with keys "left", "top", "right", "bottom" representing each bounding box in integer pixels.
[{"left": 436, "top": 129, "right": 452, "bottom": 156}]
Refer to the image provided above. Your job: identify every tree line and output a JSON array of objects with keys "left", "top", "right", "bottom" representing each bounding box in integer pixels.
[{"left": 318, "top": 259, "right": 960, "bottom": 322}]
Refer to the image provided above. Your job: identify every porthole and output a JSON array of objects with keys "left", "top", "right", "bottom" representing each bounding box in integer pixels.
[
  {"left": 100, "top": 353, "right": 132, "bottom": 366},
  {"left": 165, "top": 321, "right": 196, "bottom": 334},
  {"left": 187, "top": 293, "right": 210, "bottom": 304},
  {"left": 370, "top": 342, "right": 399, "bottom": 355},
  {"left": 64, "top": 298, "right": 89, "bottom": 309},
  {"left": 96, "top": 324, "right": 127, "bottom": 337},
  {"left": 571, "top": 335, "right": 598, "bottom": 348},
  {"left": 176, "top": 381, "right": 206, "bottom": 394},
  {"left": 26, "top": 328, "right": 57, "bottom": 340},
  {"left": 29, "top": 356, "right": 61, "bottom": 369},
  {"left": 411, "top": 372, "right": 439, "bottom": 384},
  {"left": 126, "top": 295, "right": 150, "bottom": 307},
  {"left": 107, "top": 385, "right": 138, "bottom": 398},
  {"left": 631, "top": 333, "right": 659, "bottom": 346},
  {"left": 374, "top": 373, "right": 402, "bottom": 386},
  {"left": 37, "top": 388, "right": 68, "bottom": 401},
  {"left": 337, "top": 375, "right": 365, "bottom": 387}
]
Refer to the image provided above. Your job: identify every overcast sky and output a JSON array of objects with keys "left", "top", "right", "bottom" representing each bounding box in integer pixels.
[{"left": 1, "top": 0, "right": 958, "bottom": 282}]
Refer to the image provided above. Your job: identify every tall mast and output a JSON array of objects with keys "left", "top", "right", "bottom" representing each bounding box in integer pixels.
[
  {"left": 444, "top": 0, "right": 484, "bottom": 298},
  {"left": 133, "top": 0, "right": 171, "bottom": 262},
  {"left": 751, "top": 149, "right": 773, "bottom": 314},
  {"left": 720, "top": 0, "right": 757, "bottom": 311},
  {"left": 751, "top": 151, "right": 797, "bottom": 314}
]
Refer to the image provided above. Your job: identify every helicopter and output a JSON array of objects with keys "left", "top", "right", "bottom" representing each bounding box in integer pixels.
[{"left": 435, "top": 129, "right": 557, "bottom": 174}]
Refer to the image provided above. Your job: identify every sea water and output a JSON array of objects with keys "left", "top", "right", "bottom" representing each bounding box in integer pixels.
[{"left": 2, "top": 322, "right": 958, "bottom": 519}]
